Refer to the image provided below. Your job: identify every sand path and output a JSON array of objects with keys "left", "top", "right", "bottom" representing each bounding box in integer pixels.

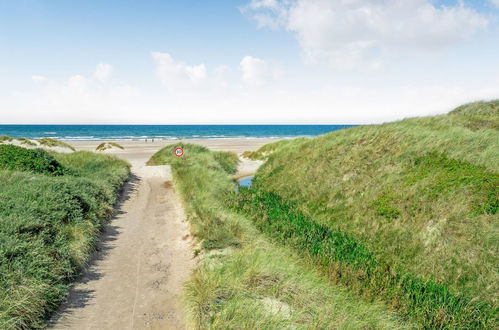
[
  {"left": 49, "top": 150, "right": 194, "bottom": 330},
  {"left": 49, "top": 139, "right": 275, "bottom": 329}
]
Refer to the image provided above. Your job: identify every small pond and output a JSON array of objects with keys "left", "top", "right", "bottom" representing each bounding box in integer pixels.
[
  {"left": 238, "top": 176, "right": 254, "bottom": 188},
  {"left": 235, "top": 176, "right": 253, "bottom": 193}
]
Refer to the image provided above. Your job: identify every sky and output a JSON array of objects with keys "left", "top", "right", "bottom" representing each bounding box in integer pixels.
[{"left": 1, "top": 0, "right": 499, "bottom": 124}]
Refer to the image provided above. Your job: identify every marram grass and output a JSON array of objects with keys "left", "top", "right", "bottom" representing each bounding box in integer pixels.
[
  {"left": 237, "top": 100, "right": 498, "bottom": 328},
  {"left": 0, "top": 149, "right": 130, "bottom": 329},
  {"left": 96, "top": 142, "right": 125, "bottom": 151},
  {"left": 37, "top": 138, "right": 76, "bottom": 151},
  {"left": 148, "top": 143, "right": 411, "bottom": 329},
  {"left": 17, "top": 137, "right": 37, "bottom": 147},
  {"left": 0, "top": 136, "right": 13, "bottom": 143},
  {"left": 233, "top": 189, "right": 497, "bottom": 328}
]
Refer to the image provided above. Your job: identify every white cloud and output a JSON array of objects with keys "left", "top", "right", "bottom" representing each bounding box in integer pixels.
[
  {"left": 254, "top": 85, "right": 499, "bottom": 124},
  {"left": 4, "top": 56, "right": 497, "bottom": 125},
  {"left": 242, "top": 0, "right": 287, "bottom": 29},
  {"left": 67, "top": 75, "right": 88, "bottom": 91},
  {"left": 5, "top": 71, "right": 499, "bottom": 124},
  {"left": 151, "top": 52, "right": 207, "bottom": 90},
  {"left": 150, "top": 84, "right": 499, "bottom": 124},
  {"left": 243, "top": 0, "right": 488, "bottom": 68},
  {"left": 491, "top": 0, "right": 499, "bottom": 8},
  {"left": 94, "top": 62, "right": 113, "bottom": 82},
  {"left": 240, "top": 56, "right": 277, "bottom": 85},
  {"left": 213, "top": 65, "right": 230, "bottom": 88},
  {"left": 5, "top": 70, "right": 145, "bottom": 124},
  {"left": 31, "top": 75, "right": 47, "bottom": 83}
]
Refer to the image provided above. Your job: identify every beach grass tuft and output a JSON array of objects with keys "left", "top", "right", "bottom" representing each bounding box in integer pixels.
[
  {"left": 95, "top": 142, "right": 125, "bottom": 151},
  {"left": 16, "top": 137, "right": 38, "bottom": 146},
  {"left": 37, "top": 138, "right": 76, "bottom": 151},
  {"left": 0, "top": 135, "right": 13, "bottom": 143}
]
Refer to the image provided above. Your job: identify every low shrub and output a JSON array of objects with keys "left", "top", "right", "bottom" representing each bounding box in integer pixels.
[{"left": 0, "top": 145, "right": 64, "bottom": 175}]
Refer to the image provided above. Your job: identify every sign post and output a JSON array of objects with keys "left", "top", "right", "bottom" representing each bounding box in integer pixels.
[{"left": 174, "top": 147, "right": 184, "bottom": 157}]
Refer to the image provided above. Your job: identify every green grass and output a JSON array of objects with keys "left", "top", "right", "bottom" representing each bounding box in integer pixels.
[
  {"left": 148, "top": 144, "right": 241, "bottom": 250},
  {"left": 0, "top": 149, "right": 130, "bottom": 329},
  {"left": 235, "top": 100, "right": 498, "bottom": 328},
  {"left": 242, "top": 137, "right": 309, "bottom": 160},
  {"left": 0, "top": 145, "right": 64, "bottom": 175},
  {"left": 148, "top": 144, "right": 411, "bottom": 329},
  {"left": 233, "top": 190, "right": 496, "bottom": 328}
]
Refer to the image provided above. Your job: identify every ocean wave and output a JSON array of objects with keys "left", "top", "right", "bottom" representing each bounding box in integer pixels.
[
  {"left": 1, "top": 125, "right": 352, "bottom": 141},
  {"left": 53, "top": 135, "right": 306, "bottom": 141}
]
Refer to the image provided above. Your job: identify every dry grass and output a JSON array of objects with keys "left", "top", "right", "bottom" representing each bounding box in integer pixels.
[
  {"left": 37, "top": 138, "right": 76, "bottom": 151},
  {"left": 0, "top": 136, "right": 13, "bottom": 143},
  {"left": 95, "top": 142, "right": 125, "bottom": 151},
  {"left": 16, "top": 137, "right": 37, "bottom": 146}
]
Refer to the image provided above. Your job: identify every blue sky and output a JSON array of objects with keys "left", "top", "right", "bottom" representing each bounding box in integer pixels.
[
  {"left": 1, "top": 0, "right": 498, "bottom": 124},
  {"left": 0, "top": 1, "right": 298, "bottom": 81}
]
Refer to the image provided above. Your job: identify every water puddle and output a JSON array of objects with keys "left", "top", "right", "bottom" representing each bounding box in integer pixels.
[
  {"left": 235, "top": 176, "right": 253, "bottom": 193},
  {"left": 238, "top": 176, "right": 253, "bottom": 187}
]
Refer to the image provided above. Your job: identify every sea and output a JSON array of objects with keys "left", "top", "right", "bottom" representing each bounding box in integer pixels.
[{"left": 0, "top": 125, "right": 355, "bottom": 141}]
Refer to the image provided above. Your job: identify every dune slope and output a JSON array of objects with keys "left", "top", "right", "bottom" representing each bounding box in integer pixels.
[{"left": 237, "top": 101, "right": 498, "bottom": 328}]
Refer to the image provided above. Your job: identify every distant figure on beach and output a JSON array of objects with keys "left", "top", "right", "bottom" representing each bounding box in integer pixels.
[
  {"left": 145, "top": 138, "right": 147, "bottom": 142},
  {"left": 152, "top": 138, "right": 155, "bottom": 142}
]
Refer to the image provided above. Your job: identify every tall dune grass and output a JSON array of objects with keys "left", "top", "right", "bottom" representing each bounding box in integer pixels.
[
  {"left": 37, "top": 138, "right": 76, "bottom": 151},
  {"left": 242, "top": 137, "right": 309, "bottom": 161},
  {"left": 95, "top": 142, "right": 125, "bottom": 151},
  {"left": 0, "top": 136, "right": 13, "bottom": 143},
  {"left": 148, "top": 144, "right": 411, "bottom": 329},
  {"left": 0, "top": 149, "right": 130, "bottom": 329},
  {"left": 17, "top": 137, "right": 38, "bottom": 146},
  {"left": 236, "top": 100, "right": 498, "bottom": 328}
]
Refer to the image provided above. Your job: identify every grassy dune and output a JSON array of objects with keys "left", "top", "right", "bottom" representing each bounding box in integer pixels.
[
  {"left": 242, "top": 138, "right": 309, "bottom": 161},
  {"left": 0, "top": 147, "right": 130, "bottom": 329},
  {"left": 235, "top": 101, "right": 498, "bottom": 328},
  {"left": 148, "top": 144, "right": 411, "bottom": 329}
]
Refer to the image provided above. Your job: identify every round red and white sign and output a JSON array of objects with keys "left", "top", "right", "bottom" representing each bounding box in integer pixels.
[{"left": 174, "top": 147, "right": 184, "bottom": 157}]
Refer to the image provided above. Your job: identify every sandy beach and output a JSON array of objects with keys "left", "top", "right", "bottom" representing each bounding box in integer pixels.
[
  {"left": 71, "top": 138, "right": 281, "bottom": 159},
  {"left": 71, "top": 138, "right": 276, "bottom": 178}
]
